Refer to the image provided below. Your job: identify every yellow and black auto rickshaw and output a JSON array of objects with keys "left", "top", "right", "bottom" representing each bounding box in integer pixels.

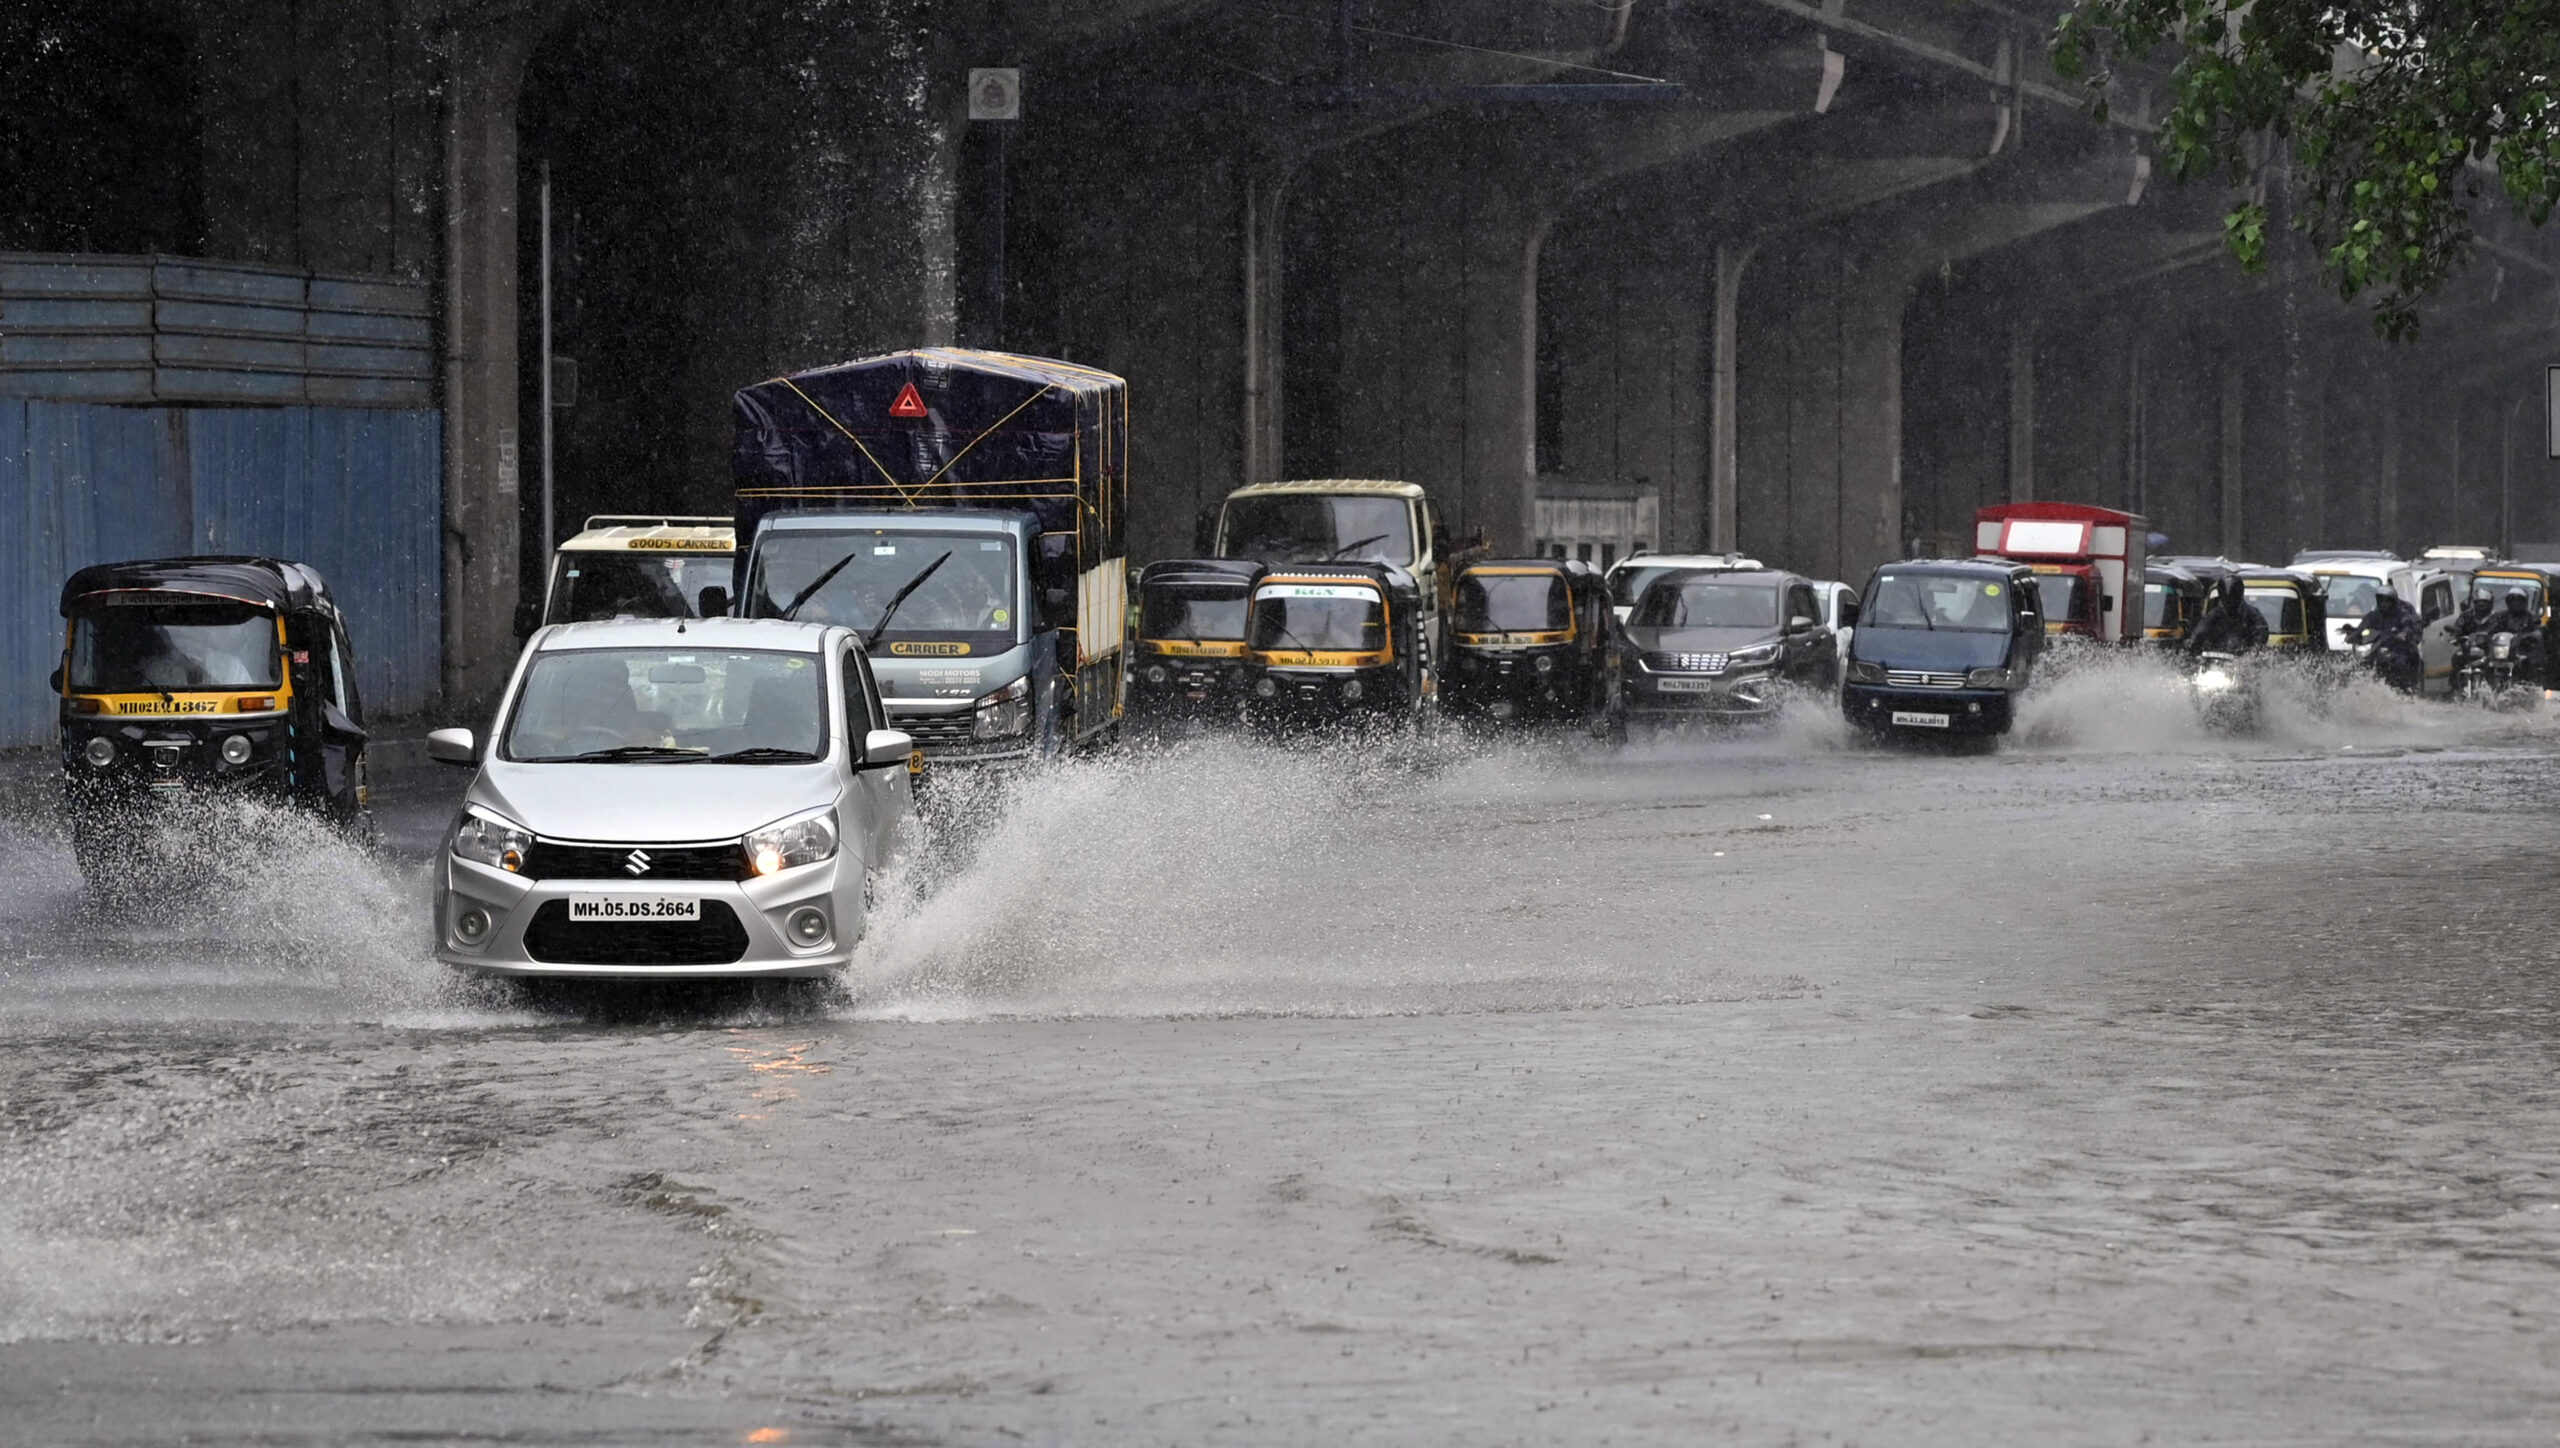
[
  {"left": 2141, "top": 562, "right": 2209, "bottom": 649},
  {"left": 1443, "top": 557, "right": 1623, "bottom": 735},
  {"left": 1241, "top": 562, "right": 1429, "bottom": 733},
  {"left": 2235, "top": 567, "right": 2330, "bottom": 661},
  {"left": 1128, "top": 557, "right": 1261, "bottom": 736},
  {"left": 55, "top": 557, "right": 372, "bottom": 886}
]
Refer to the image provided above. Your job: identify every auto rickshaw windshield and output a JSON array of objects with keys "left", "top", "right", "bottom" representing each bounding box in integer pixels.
[
  {"left": 503, "top": 648, "right": 826, "bottom": 762},
  {"left": 1632, "top": 579, "right": 1776, "bottom": 629},
  {"left": 71, "top": 599, "right": 280, "bottom": 691},
  {"left": 1141, "top": 586, "right": 1249, "bottom": 642},
  {"left": 2143, "top": 582, "right": 2181, "bottom": 629},
  {"left": 1250, "top": 586, "right": 1384, "bottom": 651},
  {"left": 555, "top": 553, "right": 733, "bottom": 621},
  {"left": 1456, "top": 573, "right": 1569, "bottom": 633},
  {"left": 2246, "top": 587, "right": 2307, "bottom": 635}
]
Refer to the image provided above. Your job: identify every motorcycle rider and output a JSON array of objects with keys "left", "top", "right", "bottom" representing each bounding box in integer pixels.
[
  {"left": 2349, "top": 584, "right": 2425, "bottom": 691},
  {"left": 2186, "top": 576, "right": 2269, "bottom": 656},
  {"left": 2483, "top": 589, "right": 2546, "bottom": 685}
]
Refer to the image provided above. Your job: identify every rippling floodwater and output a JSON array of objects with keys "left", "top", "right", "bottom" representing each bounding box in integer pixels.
[{"left": 4, "top": 661, "right": 2559, "bottom": 1444}]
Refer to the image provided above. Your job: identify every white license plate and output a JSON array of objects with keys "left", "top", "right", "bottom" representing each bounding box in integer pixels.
[
  {"left": 1658, "top": 677, "right": 1722, "bottom": 693},
  {"left": 1891, "top": 711, "right": 1951, "bottom": 729},
  {"left": 568, "top": 896, "right": 700, "bottom": 922}
]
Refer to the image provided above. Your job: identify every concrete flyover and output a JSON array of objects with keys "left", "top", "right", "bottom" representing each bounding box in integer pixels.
[{"left": 15, "top": 0, "right": 2560, "bottom": 712}]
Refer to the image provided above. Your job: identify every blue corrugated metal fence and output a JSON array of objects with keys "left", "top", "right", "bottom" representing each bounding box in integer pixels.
[{"left": 0, "top": 398, "right": 442, "bottom": 747}]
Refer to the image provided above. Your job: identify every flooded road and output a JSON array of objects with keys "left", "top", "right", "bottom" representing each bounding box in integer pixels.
[{"left": 5, "top": 664, "right": 2560, "bottom": 1445}]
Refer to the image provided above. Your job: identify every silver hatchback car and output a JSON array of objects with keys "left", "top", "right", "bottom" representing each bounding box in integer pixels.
[{"left": 427, "top": 618, "right": 914, "bottom": 978}]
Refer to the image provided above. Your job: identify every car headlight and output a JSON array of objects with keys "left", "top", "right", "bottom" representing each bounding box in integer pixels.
[
  {"left": 972, "top": 675, "right": 1032, "bottom": 739},
  {"left": 451, "top": 807, "right": 533, "bottom": 873},
  {"left": 744, "top": 805, "right": 838, "bottom": 877},
  {"left": 1848, "top": 660, "right": 1886, "bottom": 684},
  {"left": 1730, "top": 643, "right": 1780, "bottom": 666},
  {"left": 1965, "top": 666, "right": 2012, "bottom": 688}
]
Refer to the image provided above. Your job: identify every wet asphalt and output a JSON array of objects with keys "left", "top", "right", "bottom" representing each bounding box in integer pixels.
[{"left": 3, "top": 658, "right": 2559, "bottom": 1445}]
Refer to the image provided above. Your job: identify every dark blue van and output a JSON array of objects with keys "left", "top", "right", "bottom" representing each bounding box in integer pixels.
[{"left": 1842, "top": 559, "right": 2042, "bottom": 741}]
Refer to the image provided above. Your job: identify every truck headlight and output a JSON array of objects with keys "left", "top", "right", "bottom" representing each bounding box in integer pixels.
[
  {"left": 971, "top": 676, "right": 1032, "bottom": 739},
  {"left": 1848, "top": 660, "right": 1886, "bottom": 684},
  {"left": 745, "top": 806, "right": 838, "bottom": 877},
  {"left": 451, "top": 808, "right": 533, "bottom": 873}
]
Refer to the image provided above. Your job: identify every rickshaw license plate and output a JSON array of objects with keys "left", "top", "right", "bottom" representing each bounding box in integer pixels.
[
  {"left": 1891, "top": 711, "right": 1951, "bottom": 729},
  {"left": 569, "top": 896, "right": 700, "bottom": 922},
  {"left": 1659, "top": 678, "right": 1722, "bottom": 693}
]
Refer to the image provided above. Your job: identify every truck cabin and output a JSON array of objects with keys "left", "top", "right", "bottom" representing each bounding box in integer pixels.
[
  {"left": 1973, "top": 503, "right": 2147, "bottom": 645},
  {"left": 541, "top": 516, "right": 736, "bottom": 627}
]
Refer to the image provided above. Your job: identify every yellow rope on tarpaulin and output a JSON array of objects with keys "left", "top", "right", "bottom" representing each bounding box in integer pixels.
[
  {"left": 776, "top": 377, "right": 912, "bottom": 505},
  {"left": 918, "top": 382, "right": 1057, "bottom": 492}
]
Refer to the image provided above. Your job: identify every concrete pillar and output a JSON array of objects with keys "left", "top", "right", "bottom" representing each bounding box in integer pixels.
[
  {"left": 1241, "top": 161, "right": 1289, "bottom": 492},
  {"left": 1709, "top": 243, "right": 1751, "bottom": 550},
  {"left": 2007, "top": 319, "right": 2035, "bottom": 503},
  {"left": 2219, "top": 353, "right": 2244, "bottom": 554}
]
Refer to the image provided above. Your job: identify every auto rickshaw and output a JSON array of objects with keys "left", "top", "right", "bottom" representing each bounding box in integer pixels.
[
  {"left": 2141, "top": 562, "right": 2208, "bottom": 648},
  {"left": 1443, "top": 558, "right": 1622, "bottom": 734},
  {"left": 54, "top": 557, "right": 372, "bottom": 891},
  {"left": 2234, "top": 567, "right": 2329, "bottom": 662},
  {"left": 1240, "top": 562, "right": 1429, "bottom": 732},
  {"left": 1129, "top": 557, "right": 1261, "bottom": 736}
]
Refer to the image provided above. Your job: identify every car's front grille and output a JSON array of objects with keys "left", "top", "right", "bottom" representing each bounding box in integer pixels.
[
  {"left": 1886, "top": 670, "right": 1966, "bottom": 689},
  {"left": 1645, "top": 651, "right": 1728, "bottom": 673},
  {"left": 521, "top": 900, "right": 750, "bottom": 966},
  {"left": 520, "top": 839, "right": 747, "bottom": 882},
  {"left": 890, "top": 709, "right": 978, "bottom": 752}
]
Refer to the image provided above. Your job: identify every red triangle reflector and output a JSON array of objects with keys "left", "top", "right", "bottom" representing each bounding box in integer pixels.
[{"left": 889, "top": 382, "right": 929, "bottom": 418}]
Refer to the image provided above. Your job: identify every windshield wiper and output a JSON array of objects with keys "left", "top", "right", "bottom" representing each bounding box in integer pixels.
[
  {"left": 779, "top": 550, "right": 865, "bottom": 622},
  {"left": 554, "top": 744, "right": 708, "bottom": 762},
  {"left": 862, "top": 551, "right": 954, "bottom": 651},
  {"left": 702, "top": 746, "right": 819, "bottom": 763},
  {"left": 1323, "top": 533, "right": 1390, "bottom": 561}
]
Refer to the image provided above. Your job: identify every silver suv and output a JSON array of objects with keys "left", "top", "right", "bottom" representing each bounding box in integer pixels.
[{"left": 427, "top": 618, "right": 913, "bottom": 979}]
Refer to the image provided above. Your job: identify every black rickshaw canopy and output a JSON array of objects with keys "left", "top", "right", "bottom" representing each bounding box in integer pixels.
[{"left": 61, "top": 556, "right": 337, "bottom": 618}]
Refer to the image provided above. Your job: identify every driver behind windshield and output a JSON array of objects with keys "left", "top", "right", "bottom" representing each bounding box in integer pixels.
[
  {"left": 505, "top": 650, "right": 822, "bottom": 762},
  {"left": 1632, "top": 578, "right": 1775, "bottom": 629}
]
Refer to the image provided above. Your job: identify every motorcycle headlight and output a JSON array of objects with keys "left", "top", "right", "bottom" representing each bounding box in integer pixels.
[
  {"left": 2491, "top": 635, "right": 2514, "bottom": 661},
  {"left": 744, "top": 805, "right": 838, "bottom": 877},
  {"left": 972, "top": 675, "right": 1033, "bottom": 740},
  {"left": 451, "top": 808, "right": 534, "bottom": 873},
  {"left": 2194, "top": 668, "right": 2238, "bottom": 693},
  {"left": 1965, "top": 666, "right": 2011, "bottom": 688},
  {"left": 1848, "top": 660, "right": 1887, "bottom": 685}
]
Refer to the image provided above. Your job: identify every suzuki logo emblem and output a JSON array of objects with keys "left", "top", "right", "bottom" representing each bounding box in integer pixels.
[{"left": 622, "top": 849, "right": 652, "bottom": 876}]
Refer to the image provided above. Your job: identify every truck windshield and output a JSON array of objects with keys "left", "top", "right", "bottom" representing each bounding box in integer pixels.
[
  {"left": 1223, "top": 495, "right": 1413, "bottom": 567},
  {"left": 2033, "top": 573, "right": 2090, "bottom": 625},
  {"left": 549, "top": 552, "right": 733, "bottom": 623},
  {"left": 2318, "top": 575, "right": 2381, "bottom": 618},
  {"left": 750, "top": 531, "right": 1018, "bottom": 648},
  {"left": 1142, "top": 586, "right": 1248, "bottom": 642},
  {"left": 1865, "top": 573, "right": 2014, "bottom": 632},
  {"left": 1631, "top": 579, "right": 1775, "bottom": 629},
  {"left": 504, "top": 648, "right": 824, "bottom": 762},
  {"left": 71, "top": 600, "right": 279, "bottom": 691},
  {"left": 1251, "top": 586, "right": 1384, "bottom": 652},
  {"left": 1456, "top": 573, "right": 1568, "bottom": 632}
]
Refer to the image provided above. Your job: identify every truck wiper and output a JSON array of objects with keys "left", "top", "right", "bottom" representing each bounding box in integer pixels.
[
  {"left": 555, "top": 744, "right": 708, "bottom": 762},
  {"left": 1324, "top": 533, "right": 1390, "bottom": 561},
  {"left": 862, "top": 551, "right": 954, "bottom": 652},
  {"left": 779, "top": 550, "right": 865, "bottom": 621}
]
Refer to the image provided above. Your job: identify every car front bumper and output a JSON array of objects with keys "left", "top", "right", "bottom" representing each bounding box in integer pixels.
[
  {"left": 1627, "top": 668, "right": 1780, "bottom": 718},
  {"left": 1842, "top": 683, "right": 2014, "bottom": 735},
  {"left": 433, "top": 850, "right": 864, "bottom": 979}
]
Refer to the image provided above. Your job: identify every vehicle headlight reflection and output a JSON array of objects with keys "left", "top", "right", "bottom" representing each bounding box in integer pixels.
[
  {"left": 451, "top": 808, "right": 534, "bottom": 873},
  {"left": 972, "top": 676, "right": 1032, "bottom": 739},
  {"left": 744, "top": 806, "right": 838, "bottom": 877}
]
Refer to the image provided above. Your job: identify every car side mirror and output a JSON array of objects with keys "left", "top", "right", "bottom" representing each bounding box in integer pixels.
[
  {"left": 697, "top": 585, "right": 731, "bottom": 617},
  {"left": 513, "top": 601, "right": 541, "bottom": 640},
  {"left": 861, "top": 727, "right": 914, "bottom": 769},
  {"left": 1788, "top": 615, "right": 1815, "bottom": 632},
  {"left": 425, "top": 727, "right": 477, "bottom": 766}
]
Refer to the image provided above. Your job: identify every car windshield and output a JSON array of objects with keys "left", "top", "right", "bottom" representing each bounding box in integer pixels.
[
  {"left": 548, "top": 552, "right": 733, "bottom": 623},
  {"left": 1141, "top": 585, "right": 1249, "bottom": 642},
  {"left": 70, "top": 599, "right": 280, "bottom": 691},
  {"left": 750, "top": 531, "right": 1016, "bottom": 644},
  {"left": 2246, "top": 588, "right": 2307, "bottom": 636},
  {"left": 1223, "top": 495, "right": 1414, "bottom": 567},
  {"left": 1249, "top": 584, "right": 1384, "bottom": 651},
  {"left": 1865, "top": 573, "right": 2016, "bottom": 632},
  {"left": 1631, "top": 578, "right": 1777, "bottom": 629},
  {"left": 2318, "top": 576, "right": 2382, "bottom": 618},
  {"left": 503, "top": 648, "right": 826, "bottom": 762},
  {"left": 1455, "top": 572, "right": 1569, "bottom": 632},
  {"left": 2034, "top": 573, "right": 2091, "bottom": 624}
]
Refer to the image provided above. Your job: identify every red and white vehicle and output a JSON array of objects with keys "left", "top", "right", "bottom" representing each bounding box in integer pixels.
[{"left": 1974, "top": 503, "right": 2149, "bottom": 645}]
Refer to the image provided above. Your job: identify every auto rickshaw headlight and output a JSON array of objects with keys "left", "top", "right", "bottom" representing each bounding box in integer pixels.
[
  {"left": 451, "top": 808, "right": 534, "bottom": 873},
  {"left": 219, "top": 735, "right": 253, "bottom": 765},
  {"left": 1146, "top": 664, "right": 1169, "bottom": 684},
  {"left": 82, "top": 737, "right": 115, "bottom": 768},
  {"left": 1532, "top": 654, "right": 1556, "bottom": 675},
  {"left": 1253, "top": 676, "right": 1278, "bottom": 699},
  {"left": 1341, "top": 677, "right": 1365, "bottom": 702}
]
